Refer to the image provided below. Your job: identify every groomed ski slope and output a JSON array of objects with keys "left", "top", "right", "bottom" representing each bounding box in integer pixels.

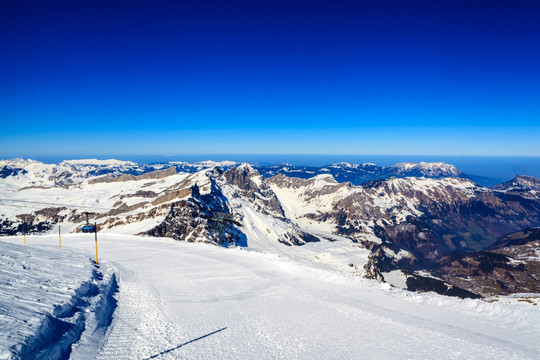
[{"left": 2, "top": 234, "right": 540, "bottom": 359}]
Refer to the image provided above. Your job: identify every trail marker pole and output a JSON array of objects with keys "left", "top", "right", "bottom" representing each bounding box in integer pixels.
[
  {"left": 23, "top": 223, "right": 26, "bottom": 246},
  {"left": 94, "top": 223, "right": 98, "bottom": 264},
  {"left": 59, "top": 225, "right": 61, "bottom": 249}
]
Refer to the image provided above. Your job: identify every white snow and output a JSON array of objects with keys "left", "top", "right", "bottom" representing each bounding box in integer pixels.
[
  {"left": 0, "top": 238, "right": 116, "bottom": 359},
  {"left": 382, "top": 270, "right": 409, "bottom": 289},
  {"left": 1, "top": 234, "right": 539, "bottom": 359},
  {"left": 383, "top": 248, "right": 413, "bottom": 260}
]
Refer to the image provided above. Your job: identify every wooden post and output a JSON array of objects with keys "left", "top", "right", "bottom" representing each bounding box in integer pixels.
[{"left": 94, "top": 223, "right": 98, "bottom": 264}]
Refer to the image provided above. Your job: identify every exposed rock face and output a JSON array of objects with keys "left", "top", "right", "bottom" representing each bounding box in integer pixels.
[
  {"left": 224, "top": 164, "right": 260, "bottom": 192},
  {"left": 0, "top": 166, "right": 27, "bottom": 178},
  {"left": 405, "top": 274, "right": 481, "bottom": 299},
  {"left": 144, "top": 182, "right": 243, "bottom": 245},
  {"left": 0, "top": 207, "right": 70, "bottom": 235},
  {"left": 151, "top": 188, "right": 192, "bottom": 206},
  {"left": 224, "top": 165, "right": 285, "bottom": 218},
  {"left": 363, "top": 251, "right": 385, "bottom": 282},
  {"left": 90, "top": 167, "right": 177, "bottom": 184},
  {"left": 221, "top": 166, "right": 320, "bottom": 246}
]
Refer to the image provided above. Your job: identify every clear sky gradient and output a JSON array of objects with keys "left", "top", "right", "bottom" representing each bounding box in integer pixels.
[{"left": 1, "top": 0, "right": 539, "bottom": 157}]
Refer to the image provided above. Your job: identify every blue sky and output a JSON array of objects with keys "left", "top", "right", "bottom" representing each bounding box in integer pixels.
[{"left": 1, "top": 0, "right": 539, "bottom": 158}]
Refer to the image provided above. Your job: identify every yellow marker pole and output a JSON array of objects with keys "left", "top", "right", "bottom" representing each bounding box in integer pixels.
[
  {"left": 59, "top": 225, "right": 62, "bottom": 249},
  {"left": 94, "top": 223, "right": 98, "bottom": 264},
  {"left": 24, "top": 234, "right": 26, "bottom": 246}
]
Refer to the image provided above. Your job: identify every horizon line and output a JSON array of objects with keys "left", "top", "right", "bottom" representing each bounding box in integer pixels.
[{"left": 4, "top": 154, "right": 540, "bottom": 160}]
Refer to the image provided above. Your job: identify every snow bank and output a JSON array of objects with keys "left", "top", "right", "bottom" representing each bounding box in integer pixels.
[{"left": 0, "top": 239, "right": 117, "bottom": 359}]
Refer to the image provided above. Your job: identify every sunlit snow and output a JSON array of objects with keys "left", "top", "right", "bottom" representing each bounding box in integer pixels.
[{"left": 1, "top": 234, "right": 539, "bottom": 359}]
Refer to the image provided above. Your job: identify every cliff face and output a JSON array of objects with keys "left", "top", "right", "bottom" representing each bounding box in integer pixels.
[{"left": 224, "top": 165, "right": 285, "bottom": 219}]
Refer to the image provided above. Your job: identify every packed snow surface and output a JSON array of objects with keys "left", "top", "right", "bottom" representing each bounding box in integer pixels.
[{"left": 1, "top": 234, "right": 539, "bottom": 359}]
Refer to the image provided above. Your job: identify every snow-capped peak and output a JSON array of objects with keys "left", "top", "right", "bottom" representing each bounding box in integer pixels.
[
  {"left": 195, "top": 160, "right": 238, "bottom": 168},
  {"left": 389, "top": 162, "right": 462, "bottom": 177},
  {"left": 59, "top": 159, "right": 138, "bottom": 167},
  {"left": 330, "top": 162, "right": 357, "bottom": 168},
  {"left": 493, "top": 175, "right": 540, "bottom": 192},
  {"left": 311, "top": 173, "right": 337, "bottom": 183}
]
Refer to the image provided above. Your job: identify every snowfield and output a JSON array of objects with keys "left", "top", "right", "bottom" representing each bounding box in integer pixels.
[{"left": 1, "top": 234, "right": 539, "bottom": 359}]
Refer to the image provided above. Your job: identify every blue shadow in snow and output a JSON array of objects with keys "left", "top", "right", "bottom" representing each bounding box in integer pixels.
[{"left": 143, "top": 327, "right": 228, "bottom": 360}]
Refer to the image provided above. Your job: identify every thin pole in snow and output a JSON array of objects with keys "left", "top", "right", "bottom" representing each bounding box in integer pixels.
[
  {"left": 94, "top": 222, "right": 98, "bottom": 264},
  {"left": 59, "top": 225, "right": 61, "bottom": 249}
]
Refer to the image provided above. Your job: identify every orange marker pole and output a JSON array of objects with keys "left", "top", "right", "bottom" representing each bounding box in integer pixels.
[{"left": 59, "top": 225, "right": 62, "bottom": 249}]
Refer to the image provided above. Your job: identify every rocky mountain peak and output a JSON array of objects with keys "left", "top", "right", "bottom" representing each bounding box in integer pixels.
[
  {"left": 224, "top": 164, "right": 261, "bottom": 191},
  {"left": 493, "top": 175, "right": 540, "bottom": 192}
]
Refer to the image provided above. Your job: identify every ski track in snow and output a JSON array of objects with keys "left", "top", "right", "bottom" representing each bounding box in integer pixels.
[{"left": 1, "top": 234, "right": 539, "bottom": 359}]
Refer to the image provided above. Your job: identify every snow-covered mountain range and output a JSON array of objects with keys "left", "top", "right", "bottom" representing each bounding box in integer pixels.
[
  {"left": 1, "top": 158, "right": 540, "bottom": 298},
  {"left": 255, "top": 161, "right": 465, "bottom": 184}
]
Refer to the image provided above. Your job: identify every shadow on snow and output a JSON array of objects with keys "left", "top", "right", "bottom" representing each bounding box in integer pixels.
[{"left": 143, "top": 327, "right": 228, "bottom": 360}]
